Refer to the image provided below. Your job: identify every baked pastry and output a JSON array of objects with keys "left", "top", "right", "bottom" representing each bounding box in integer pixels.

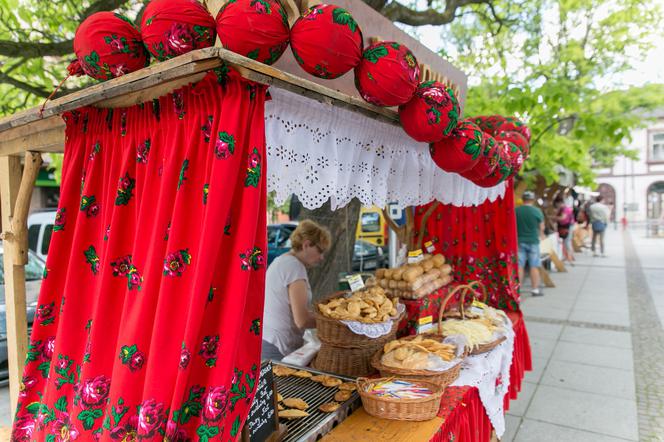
[
  {"left": 319, "top": 402, "right": 340, "bottom": 413},
  {"left": 279, "top": 409, "right": 309, "bottom": 419},
  {"left": 322, "top": 377, "right": 342, "bottom": 388},
  {"left": 277, "top": 393, "right": 283, "bottom": 402},
  {"left": 273, "top": 365, "right": 296, "bottom": 377},
  {"left": 282, "top": 398, "right": 308, "bottom": 410},
  {"left": 318, "top": 286, "right": 399, "bottom": 323},
  {"left": 310, "top": 374, "right": 328, "bottom": 383},
  {"left": 277, "top": 404, "right": 284, "bottom": 411},
  {"left": 293, "top": 370, "right": 313, "bottom": 378},
  {"left": 334, "top": 390, "right": 352, "bottom": 402},
  {"left": 338, "top": 382, "right": 356, "bottom": 392}
]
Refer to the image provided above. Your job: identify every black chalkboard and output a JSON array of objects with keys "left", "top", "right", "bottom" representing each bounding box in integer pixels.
[{"left": 243, "top": 360, "right": 278, "bottom": 442}]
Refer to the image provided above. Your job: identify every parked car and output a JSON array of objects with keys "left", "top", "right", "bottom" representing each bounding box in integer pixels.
[
  {"left": 267, "top": 223, "right": 297, "bottom": 266},
  {"left": 28, "top": 209, "right": 57, "bottom": 261},
  {"left": 0, "top": 243, "right": 42, "bottom": 376},
  {"left": 352, "top": 239, "right": 387, "bottom": 271}
]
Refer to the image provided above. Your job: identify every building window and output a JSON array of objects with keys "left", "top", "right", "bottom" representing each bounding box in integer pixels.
[{"left": 651, "top": 132, "right": 664, "bottom": 162}]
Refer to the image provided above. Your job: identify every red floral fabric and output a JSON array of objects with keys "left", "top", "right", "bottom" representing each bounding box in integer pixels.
[
  {"left": 470, "top": 115, "right": 531, "bottom": 143},
  {"left": 414, "top": 180, "right": 520, "bottom": 311},
  {"left": 429, "top": 120, "right": 483, "bottom": 173},
  {"left": 73, "top": 12, "right": 149, "bottom": 80},
  {"left": 460, "top": 132, "right": 498, "bottom": 182},
  {"left": 354, "top": 41, "right": 420, "bottom": 107},
  {"left": 12, "top": 69, "right": 268, "bottom": 441},
  {"left": 289, "top": 4, "right": 363, "bottom": 79},
  {"left": 397, "top": 286, "right": 455, "bottom": 337},
  {"left": 140, "top": 0, "right": 216, "bottom": 61},
  {"left": 495, "top": 130, "right": 529, "bottom": 159},
  {"left": 216, "top": 0, "right": 290, "bottom": 65},
  {"left": 473, "top": 140, "right": 513, "bottom": 188},
  {"left": 399, "top": 81, "right": 459, "bottom": 142}
]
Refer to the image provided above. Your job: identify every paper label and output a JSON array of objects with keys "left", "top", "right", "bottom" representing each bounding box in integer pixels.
[
  {"left": 418, "top": 315, "right": 433, "bottom": 325},
  {"left": 347, "top": 274, "right": 365, "bottom": 292},
  {"left": 424, "top": 241, "right": 435, "bottom": 253},
  {"left": 416, "top": 322, "right": 435, "bottom": 334},
  {"left": 407, "top": 249, "right": 424, "bottom": 264}
]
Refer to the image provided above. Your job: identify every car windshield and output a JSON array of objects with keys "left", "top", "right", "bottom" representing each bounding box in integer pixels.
[
  {"left": 267, "top": 226, "right": 279, "bottom": 245},
  {"left": 361, "top": 212, "right": 381, "bottom": 232},
  {"left": 0, "top": 251, "right": 44, "bottom": 283},
  {"left": 277, "top": 227, "right": 293, "bottom": 247},
  {"left": 354, "top": 241, "right": 374, "bottom": 256}
]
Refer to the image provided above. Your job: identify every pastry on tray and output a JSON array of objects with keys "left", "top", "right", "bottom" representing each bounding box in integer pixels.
[
  {"left": 279, "top": 409, "right": 309, "bottom": 419},
  {"left": 282, "top": 398, "right": 308, "bottom": 410},
  {"left": 293, "top": 370, "right": 313, "bottom": 378},
  {"left": 273, "top": 365, "right": 296, "bottom": 377},
  {"left": 334, "top": 390, "right": 352, "bottom": 402},
  {"left": 322, "top": 377, "right": 343, "bottom": 388},
  {"left": 337, "top": 382, "right": 356, "bottom": 392},
  {"left": 319, "top": 402, "right": 340, "bottom": 413}
]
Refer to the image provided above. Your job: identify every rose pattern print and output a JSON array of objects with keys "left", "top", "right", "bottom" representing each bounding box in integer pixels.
[
  {"left": 199, "top": 335, "right": 219, "bottom": 367},
  {"left": 244, "top": 147, "right": 261, "bottom": 187},
  {"left": 80, "top": 195, "right": 100, "bottom": 218},
  {"left": 249, "top": 318, "right": 261, "bottom": 336},
  {"left": 163, "top": 249, "right": 192, "bottom": 277},
  {"left": 214, "top": 131, "right": 235, "bottom": 159},
  {"left": 84, "top": 246, "right": 100, "bottom": 275},
  {"left": 53, "top": 207, "right": 66, "bottom": 232},
  {"left": 119, "top": 345, "right": 146, "bottom": 372},
  {"left": 239, "top": 246, "right": 264, "bottom": 271},
  {"left": 36, "top": 302, "right": 56, "bottom": 326},
  {"left": 115, "top": 172, "right": 136, "bottom": 206},
  {"left": 137, "top": 398, "right": 167, "bottom": 438},
  {"left": 111, "top": 255, "right": 143, "bottom": 290},
  {"left": 202, "top": 183, "right": 209, "bottom": 205},
  {"left": 173, "top": 91, "right": 185, "bottom": 119},
  {"left": 166, "top": 23, "right": 195, "bottom": 55},
  {"left": 178, "top": 159, "right": 189, "bottom": 190},
  {"left": 201, "top": 115, "right": 213, "bottom": 142},
  {"left": 136, "top": 138, "right": 151, "bottom": 163},
  {"left": 179, "top": 343, "right": 191, "bottom": 370}
]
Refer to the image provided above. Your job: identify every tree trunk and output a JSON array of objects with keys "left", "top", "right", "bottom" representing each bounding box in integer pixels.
[{"left": 298, "top": 198, "right": 361, "bottom": 301}]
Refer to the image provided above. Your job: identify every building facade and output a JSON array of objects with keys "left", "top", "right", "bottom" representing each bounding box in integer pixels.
[{"left": 595, "top": 110, "right": 664, "bottom": 224}]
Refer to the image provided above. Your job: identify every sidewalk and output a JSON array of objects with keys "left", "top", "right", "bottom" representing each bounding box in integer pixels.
[{"left": 504, "top": 227, "right": 664, "bottom": 441}]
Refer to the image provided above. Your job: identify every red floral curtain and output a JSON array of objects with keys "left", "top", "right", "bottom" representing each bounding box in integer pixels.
[
  {"left": 414, "top": 180, "right": 520, "bottom": 311},
  {"left": 13, "top": 69, "right": 267, "bottom": 441}
]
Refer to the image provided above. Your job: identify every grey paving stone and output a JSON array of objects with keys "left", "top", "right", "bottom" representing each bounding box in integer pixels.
[
  {"left": 568, "top": 309, "right": 631, "bottom": 328},
  {"left": 503, "top": 414, "right": 522, "bottom": 442},
  {"left": 528, "top": 337, "right": 558, "bottom": 360},
  {"left": 551, "top": 341, "right": 634, "bottom": 371},
  {"left": 560, "top": 325, "right": 633, "bottom": 349},
  {"left": 525, "top": 385, "right": 638, "bottom": 440},
  {"left": 524, "top": 356, "right": 548, "bottom": 384},
  {"left": 573, "top": 299, "right": 630, "bottom": 314},
  {"left": 541, "top": 359, "right": 636, "bottom": 400},
  {"left": 506, "top": 382, "right": 537, "bottom": 417},
  {"left": 523, "top": 321, "right": 563, "bottom": 341},
  {"left": 520, "top": 304, "right": 570, "bottom": 321},
  {"left": 514, "top": 418, "right": 636, "bottom": 442}
]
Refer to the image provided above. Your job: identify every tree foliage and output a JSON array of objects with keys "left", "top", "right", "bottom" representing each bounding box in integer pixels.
[{"left": 440, "top": 0, "right": 664, "bottom": 185}]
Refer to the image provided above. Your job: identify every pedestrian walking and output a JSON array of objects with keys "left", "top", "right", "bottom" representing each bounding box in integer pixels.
[
  {"left": 588, "top": 195, "right": 611, "bottom": 257},
  {"left": 516, "top": 191, "right": 545, "bottom": 296},
  {"left": 554, "top": 196, "right": 575, "bottom": 263}
]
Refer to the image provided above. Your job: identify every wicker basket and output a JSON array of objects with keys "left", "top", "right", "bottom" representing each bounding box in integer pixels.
[
  {"left": 356, "top": 377, "right": 443, "bottom": 421},
  {"left": 313, "top": 341, "right": 378, "bottom": 377},
  {"left": 315, "top": 292, "right": 403, "bottom": 348},
  {"left": 438, "top": 281, "right": 506, "bottom": 356}
]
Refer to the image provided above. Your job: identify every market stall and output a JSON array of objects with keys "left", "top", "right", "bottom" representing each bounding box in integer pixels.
[{"left": 0, "top": 0, "right": 532, "bottom": 440}]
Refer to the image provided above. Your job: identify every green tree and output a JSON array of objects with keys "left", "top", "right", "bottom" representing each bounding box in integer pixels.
[{"left": 440, "top": 0, "right": 664, "bottom": 185}]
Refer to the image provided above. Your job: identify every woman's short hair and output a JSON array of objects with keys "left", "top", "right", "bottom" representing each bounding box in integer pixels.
[{"left": 290, "top": 219, "right": 331, "bottom": 252}]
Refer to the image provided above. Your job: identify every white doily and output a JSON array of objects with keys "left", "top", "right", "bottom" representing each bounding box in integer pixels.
[
  {"left": 340, "top": 304, "right": 405, "bottom": 338},
  {"left": 265, "top": 88, "right": 506, "bottom": 210},
  {"left": 450, "top": 315, "right": 515, "bottom": 439}
]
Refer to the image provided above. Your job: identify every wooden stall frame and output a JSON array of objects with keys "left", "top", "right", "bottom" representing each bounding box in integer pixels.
[{"left": 0, "top": 46, "right": 466, "bottom": 422}]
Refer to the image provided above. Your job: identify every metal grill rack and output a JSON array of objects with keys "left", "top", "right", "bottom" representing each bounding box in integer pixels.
[{"left": 274, "top": 363, "right": 361, "bottom": 442}]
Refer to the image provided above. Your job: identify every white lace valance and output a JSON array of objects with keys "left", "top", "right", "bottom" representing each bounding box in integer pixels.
[{"left": 264, "top": 87, "right": 506, "bottom": 210}]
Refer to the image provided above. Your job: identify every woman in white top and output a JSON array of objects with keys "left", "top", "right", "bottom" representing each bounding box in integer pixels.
[{"left": 262, "top": 220, "right": 331, "bottom": 361}]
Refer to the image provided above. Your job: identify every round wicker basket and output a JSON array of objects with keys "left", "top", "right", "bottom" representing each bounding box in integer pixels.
[{"left": 356, "top": 377, "right": 443, "bottom": 421}]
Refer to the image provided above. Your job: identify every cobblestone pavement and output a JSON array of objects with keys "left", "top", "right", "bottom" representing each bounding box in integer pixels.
[{"left": 505, "top": 227, "right": 664, "bottom": 441}]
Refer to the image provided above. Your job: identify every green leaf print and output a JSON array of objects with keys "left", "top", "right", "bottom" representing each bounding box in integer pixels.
[
  {"left": 332, "top": 8, "right": 358, "bottom": 33},
  {"left": 363, "top": 45, "right": 388, "bottom": 63},
  {"left": 247, "top": 49, "right": 260, "bottom": 60},
  {"left": 230, "top": 415, "right": 241, "bottom": 437},
  {"left": 55, "top": 396, "right": 68, "bottom": 412},
  {"left": 178, "top": 159, "right": 189, "bottom": 190},
  {"left": 463, "top": 138, "right": 482, "bottom": 160}
]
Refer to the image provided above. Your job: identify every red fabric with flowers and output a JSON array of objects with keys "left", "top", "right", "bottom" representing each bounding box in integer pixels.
[
  {"left": 73, "top": 12, "right": 149, "bottom": 80},
  {"left": 414, "top": 180, "right": 521, "bottom": 311},
  {"left": 399, "top": 81, "right": 459, "bottom": 142},
  {"left": 473, "top": 140, "right": 514, "bottom": 188},
  {"left": 460, "top": 132, "right": 498, "bottom": 182},
  {"left": 429, "top": 120, "right": 483, "bottom": 173},
  {"left": 216, "top": 0, "right": 290, "bottom": 65},
  {"left": 140, "top": 0, "right": 216, "bottom": 61},
  {"left": 354, "top": 41, "right": 420, "bottom": 107},
  {"left": 289, "top": 4, "right": 363, "bottom": 79},
  {"left": 12, "top": 69, "right": 267, "bottom": 441}
]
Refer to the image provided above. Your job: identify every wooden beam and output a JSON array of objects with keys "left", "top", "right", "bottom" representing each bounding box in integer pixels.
[{"left": 0, "top": 152, "right": 41, "bottom": 418}]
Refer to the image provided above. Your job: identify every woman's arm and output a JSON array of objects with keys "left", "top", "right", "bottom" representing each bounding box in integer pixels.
[{"left": 288, "top": 279, "right": 317, "bottom": 329}]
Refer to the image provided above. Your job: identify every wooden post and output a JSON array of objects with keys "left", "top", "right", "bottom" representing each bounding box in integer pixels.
[
  {"left": 0, "top": 152, "right": 42, "bottom": 418},
  {"left": 540, "top": 266, "right": 556, "bottom": 288}
]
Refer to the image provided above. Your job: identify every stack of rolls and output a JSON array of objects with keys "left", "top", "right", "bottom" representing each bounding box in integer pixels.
[{"left": 374, "top": 254, "right": 453, "bottom": 299}]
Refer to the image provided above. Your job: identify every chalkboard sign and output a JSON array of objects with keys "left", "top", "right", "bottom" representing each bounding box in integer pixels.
[{"left": 243, "top": 360, "right": 279, "bottom": 442}]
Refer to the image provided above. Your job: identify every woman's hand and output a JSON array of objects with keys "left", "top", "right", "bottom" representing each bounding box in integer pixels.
[{"left": 288, "top": 279, "right": 317, "bottom": 329}]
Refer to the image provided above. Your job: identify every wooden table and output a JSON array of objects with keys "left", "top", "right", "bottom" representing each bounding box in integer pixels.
[{"left": 321, "top": 409, "right": 445, "bottom": 441}]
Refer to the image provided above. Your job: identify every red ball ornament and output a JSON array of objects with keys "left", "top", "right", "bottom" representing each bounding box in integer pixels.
[
  {"left": 473, "top": 115, "right": 531, "bottom": 142},
  {"left": 429, "top": 121, "right": 484, "bottom": 174},
  {"left": 289, "top": 4, "right": 363, "bottom": 79},
  {"left": 141, "top": 0, "right": 216, "bottom": 61},
  {"left": 215, "top": 0, "right": 290, "bottom": 65},
  {"left": 495, "top": 130, "right": 529, "bottom": 158},
  {"left": 73, "top": 12, "right": 149, "bottom": 80},
  {"left": 473, "top": 140, "right": 514, "bottom": 187},
  {"left": 461, "top": 132, "right": 499, "bottom": 182},
  {"left": 399, "top": 81, "right": 460, "bottom": 142},
  {"left": 354, "top": 41, "right": 420, "bottom": 107}
]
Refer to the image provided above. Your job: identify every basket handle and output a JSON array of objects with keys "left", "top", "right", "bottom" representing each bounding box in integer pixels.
[
  {"left": 436, "top": 281, "right": 487, "bottom": 334},
  {"left": 437, "top": 284, "right": 470, "bottom": 334}
]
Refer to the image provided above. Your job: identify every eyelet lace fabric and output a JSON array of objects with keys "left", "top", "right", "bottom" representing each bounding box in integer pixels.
[
  {"left": 340, "top": 303, "right": 406, "bottom": 338},
  {"left": 265, "top": 88, "right": 506, "bottom": 210}
]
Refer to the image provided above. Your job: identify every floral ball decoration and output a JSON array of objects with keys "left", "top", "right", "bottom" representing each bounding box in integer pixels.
[
  {"left": 399, "top": 81, "right": 460, "bottom": 142},
  {"left": 289, "top": 4, "right": 363, "bottom": 79},
  {"left": 461, "top": 132, "right": 499, "bottom": 182},
  {"left": 429, "top": 120, "right": 484, "bottom": 173},
  {"left": 472, "top": 115, "right": 531, "bottom": 143},
  {"left": 495, "top": 130, "right": 530, "bottom": 158},
  {"left": 354, "top": 41, "right": 420, "bottom": 107},
  {"left": 140, "top": 0, "right": 216, "bottom": 61},
  {"left": 72, "top": 12, "right": 149, "bottom": 80},
  {"left": 215, "top": 0, "right": 290, "bottom": 65},
  {"left": 473, "top": 140, "right": 514, "bottom": 188}
]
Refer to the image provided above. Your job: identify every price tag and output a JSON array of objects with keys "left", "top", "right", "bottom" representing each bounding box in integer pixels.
[
  {"left": 407, "top": 249, "right": 424, "bottom": 264},
  {"left": 347, "top": 274, "right": 365, "bottom": 292},
  {"left": 470, "top": 299, "right": 486, "bottom": 316},
  {"left": 424, "top": 241, "right": 436, "bottom": 253}
]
